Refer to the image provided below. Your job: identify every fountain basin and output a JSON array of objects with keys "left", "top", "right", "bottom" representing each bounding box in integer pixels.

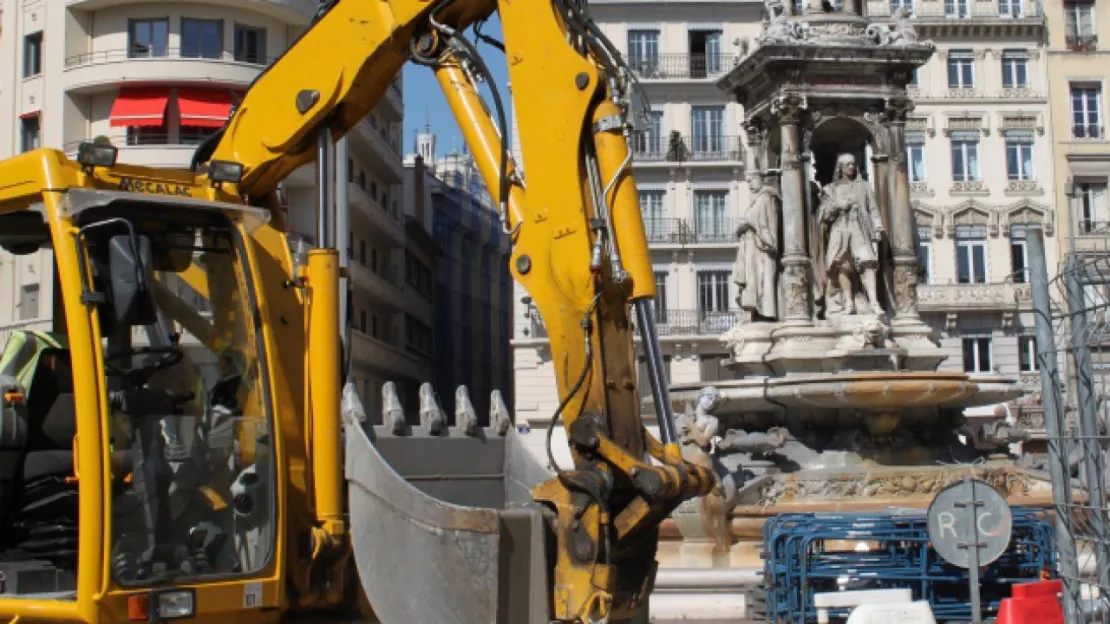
[{"left": 668, "top": 371, "right": 1024, "bottom": 415}]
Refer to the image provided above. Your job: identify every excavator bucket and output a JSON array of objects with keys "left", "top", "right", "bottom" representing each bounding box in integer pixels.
[{"left": 343, "top": 382, "right": 556, "bottom": 624}]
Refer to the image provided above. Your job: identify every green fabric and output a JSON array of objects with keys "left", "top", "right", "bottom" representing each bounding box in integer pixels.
[{"left": 0, "top": 330, "right": 69, "bottom": 396}]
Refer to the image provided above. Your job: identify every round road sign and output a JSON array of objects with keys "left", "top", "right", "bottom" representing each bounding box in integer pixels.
[{"left": 926, "top": 477, "right": 1014, "bottom": 569}]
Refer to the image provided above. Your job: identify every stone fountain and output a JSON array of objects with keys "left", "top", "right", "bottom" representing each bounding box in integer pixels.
[{"left": 660, "top": 0, "right": 1054, "bottom": 567}]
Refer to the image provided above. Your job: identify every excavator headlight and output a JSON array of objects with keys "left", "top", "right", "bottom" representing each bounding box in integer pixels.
[
  {"left": 76, "top": 141, "right": 117, "bottom": 169},
  {"left": 150, "top": 589, "right": 195, "bottom": 620},
  {"left": 208, "top": 160, "right": 244, "bottom": 184}
]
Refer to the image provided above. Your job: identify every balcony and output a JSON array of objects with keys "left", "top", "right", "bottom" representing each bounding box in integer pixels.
[
  {"left": 864, "top": 0, "right": 1045, "bottom": 36},
  {"left": 1066, "top": 34, "right": 1098, "bottom": 52},
  {"left": 640, "top": 218, "right": 742, "bottom": 246},
  {"left": 632, "top": 135, "right": 744, "bottom": 165},
  {"left": 627, "top": 54, "right": 737, "bottom": 81},
  {"left": 64, "top": 0, "right": 318, "bottom": 24},
  {"left": 350, "top": 329, "right": 426, "bottom": 382},
  {"left": 62, "top": 48, "right": 274, "bottom": 94},
  {"left": 381, "top": 78, "right": 403, "bottom": 122},
  {"left": 353, "top": 119, "right": 404, "bottom": 183},
  {"left": 349, "top": 183, "right": 405, "bottom": 244},
  {"left": 63, "top": 134, "right": 202, "bottom": 168},
  {"left": 653, "top": 309, "right": 738, "bottom": 336},
  {"left": 522, "top": 307, "right": 738, "bottom": 339},
  {"left": 916, "top": 281, "right": 1032, "bottom": 313},
  {"left": 348, "top": 259, "right": 406, "bottom": 309}
]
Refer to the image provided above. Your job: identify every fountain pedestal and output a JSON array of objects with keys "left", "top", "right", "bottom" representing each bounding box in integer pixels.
[{"left": 655, "top": 4, "right": 1049, "bottom": 571}]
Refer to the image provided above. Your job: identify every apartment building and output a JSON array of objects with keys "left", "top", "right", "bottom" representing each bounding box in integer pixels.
[
  {"left": 404, "top": 130, "right": 514, "bottom": 422},
  {"left": 510, "top": 0, "right": 1062, "bottom": 456},
  {"left": 0, "top": 0, "right": 420, "bottom": 412},
  {"left": 1044, "top": 0, "right": 1109, "bottom": 250}
]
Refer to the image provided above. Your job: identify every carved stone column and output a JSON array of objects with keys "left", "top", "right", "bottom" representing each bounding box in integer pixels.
[
  {"left": 773, "top": 95, "right": 813, "bottom": 324},
  {"left": 885, "top": 97, "right": 920, "bottom": 319}
]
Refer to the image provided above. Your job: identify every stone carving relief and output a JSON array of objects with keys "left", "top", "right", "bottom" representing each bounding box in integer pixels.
[
  {"left": 1002, "top": 201, "right": 1054, "bottom": 236},
  {"left": 755, "top": 466, "right": 1048, "bottom": 507},
  {"left": 949, "top": 202, "right": 998, "bottom": 236},
  {"left": 944, "top": 115, "right": 988, "bottom": 137}
]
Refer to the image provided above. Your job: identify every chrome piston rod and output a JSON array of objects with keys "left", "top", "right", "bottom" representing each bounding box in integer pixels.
[{"left": 634, "top": 299, "right": 677, "bottom": 444}]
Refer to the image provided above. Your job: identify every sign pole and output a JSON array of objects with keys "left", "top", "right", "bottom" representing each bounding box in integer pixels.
[{"left": 956, "top": 476, "right": 984, "bottom": 624}]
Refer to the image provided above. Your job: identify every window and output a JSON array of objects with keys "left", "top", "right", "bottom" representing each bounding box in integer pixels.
[
  {"left": 1018, "top": 335, "right": 1039, "bottom": 372},
  {"left": 372, "top": 316, "right": 380, "bottom": 339},
  {"left": 697, "top": 271, "right": 731, "bottom": 314},
  {"left": 891, "top": 0, "right": 915, "bottom": 15},
  {"left": 126, "top": 126, "right": 167, "bottom": 146},
  {"left": 19, "top": 284, "right": 39, "bottom": 321},
  {"left": 950, "top": 131, "right": 980, "bottom": 182},
  {"left": 1070, "top": 83, "right": 1102, "bottom": 139},
  {"left": 180, "top": 126, "right": 217, "bottom": 145},
  {"left": 182, "top": 18, "right": 223, "bottom": 59},
  {"left": 347, "top": 158, "right": 354, "bottom": 183},
  {"left": 234, "top": 24, "right": 267, "bottom": 64},
  {"left": 1077, "top": 181, "right": 1109, "bottom": 234},
  {"left": 947, "top": 50, "right": 974, "bottom": 88},
  {"left": 654, "top": 271, "right": 669, "bottom": 323},
  {"left": 956, "top": 224, "right": 988, "bottom": 284},
  {"left": 359, "top": 240, "right": 366, "bottom": 265},
  {"left": 1001, "top": 50, "right": 1028, "bottom": 89},
  {"left": 688, "top": 29, "right": 723, "bottom": 77},
  {"left": 691, "top": 106, "right": 725, "bottom": 159},
  {"left": 946, "top": 0, "right": 969, "bottom": 17},
  {"left": 1065, "top": 1, "right": 1096, "bottom": 48},
  {"left": 906, "top": 131, "right": 926, "bottom": 182},
  {"left": 907, "top": 67, "right": 921, "bottom": 88},
  {"left": 627, "top": 29, "right": 659, "bottom": 77},
  {"left": 1005, "top": 131, "right": 1035, "bottom": 181},
  {"left": 693, "top": 190, "right": 729, "bottom": 242},
  {"left": 640, "top": 190, "right": 666, "bottom": 241},
  {"left": 999, "top": 0, "right": 1023, "bottom": 17},
  {"left": 1010, "top": 224, "right": 1030, "bottom": 283},
  {"left": 916, "top": 225, "right": 932, "bottom": 284},
  {"left": 632, "top": 110, "right": 664, "bottom": 159},
  {"left": 370, "top": 248, "right": 378, "bottom": 272},
  {"left": 20, "top": 117, "right": 40, "bottom": 153},
  {"left": 359, "top": 310, "right": 367, "bottom": 333},
  {"left": 962, "top": 335, "right": 993, "bottom": 372},
  {"left": 23, "top": 32, "right": 42, "bottom": 78},
  {"left": 129, "top": 18, "right": 169, "bottom": 58}
]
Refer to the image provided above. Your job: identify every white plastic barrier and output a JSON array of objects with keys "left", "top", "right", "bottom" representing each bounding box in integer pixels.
[{"left": 813, "top": 588, "right": 937, "bottom": 624}]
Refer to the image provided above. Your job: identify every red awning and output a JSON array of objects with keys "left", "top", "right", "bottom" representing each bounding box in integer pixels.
[
  {"left": 109, "top": 87, "right": 170, "bottom": 127},
  {"left": 178, "top": 88, "right": 234, "bottom": 128},
  {"left": 19, "top": 111, "right": 39, "bottom": 119}
]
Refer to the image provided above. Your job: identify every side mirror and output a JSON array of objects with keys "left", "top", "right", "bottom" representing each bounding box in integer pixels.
[{"left": 108, "top": 234, "right": 157, "bottom": 327}]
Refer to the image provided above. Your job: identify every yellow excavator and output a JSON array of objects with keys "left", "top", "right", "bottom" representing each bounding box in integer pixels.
[{"left": 0, "top": 0, "right": 716, "bottom": 622}]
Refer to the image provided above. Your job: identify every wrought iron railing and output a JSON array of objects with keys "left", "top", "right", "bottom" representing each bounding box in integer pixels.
[
  {"left": 631, "top": 135, "right": 745, "bottom": 163},
  {"left": 626, "top": 53, "right": 738, "bottom": 80}
]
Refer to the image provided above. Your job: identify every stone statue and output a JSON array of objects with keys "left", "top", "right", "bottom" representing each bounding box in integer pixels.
[
  {"left": 734, "top": 172, "right": 781, "bottom": 322},
  {"left": 677, "top": 388, "right": 739, "bottom": 559},
  {"left": 866, "top": 7, "right": 921, "bottom": 46},
  {"left": 817, "top": 153, "right": 886, "bottom": 317},
  {"left": 760, "top": 1, "right": 805, "bottom": 44}
]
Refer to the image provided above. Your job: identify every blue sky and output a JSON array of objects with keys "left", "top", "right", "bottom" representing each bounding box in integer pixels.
[{"left": 401, "top": 17, "right": 511, "bottom": 158}]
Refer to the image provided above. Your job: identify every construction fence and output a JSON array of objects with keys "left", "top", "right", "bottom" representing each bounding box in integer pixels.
[{"left": 1027, "top": 225, "right": 1110, "bottom": 622}]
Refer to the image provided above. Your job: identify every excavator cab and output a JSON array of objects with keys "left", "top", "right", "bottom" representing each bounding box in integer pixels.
[{"left": 0, "top": 148, "right": 286, "bottom": 624}]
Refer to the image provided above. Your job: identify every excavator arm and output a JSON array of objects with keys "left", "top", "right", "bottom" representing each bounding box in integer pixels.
[{"left": 194, "top": 0, "right": 716, "bottom": 621}]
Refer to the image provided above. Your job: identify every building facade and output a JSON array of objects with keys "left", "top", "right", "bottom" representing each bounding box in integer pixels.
[
  {"left": 510, "top": 0, "right": 1063, "bottom": 459},
  {"left": 0, "top": 0, "right": 419, "bottom": 414},
  {"left": 404, "top": 130, "right": 514, "bottom": 422},
  {"left": 1044, "top": 0, "right": 1109, "bottom": 252}
]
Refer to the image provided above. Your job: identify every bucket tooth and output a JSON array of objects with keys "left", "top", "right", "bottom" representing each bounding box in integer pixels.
[
  {"left": 382, "top": 381, "right": 406, "bottom": 435},
  {"left": 491, "top": 389, "right": 512, "bottom": 437},
  {"left": 418, "top": 382, "right": 445, "bottom": 435},
  {"left": 455, "top": 385, "right": 478, "bottom": 436},
  {"left": 343, "top": 382, "right": 367, "bottom": 424}
]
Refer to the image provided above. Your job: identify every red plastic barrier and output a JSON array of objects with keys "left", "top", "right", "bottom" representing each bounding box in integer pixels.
[{"left": 996, "top": 580, "right": 1064, "bottom": 624}]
